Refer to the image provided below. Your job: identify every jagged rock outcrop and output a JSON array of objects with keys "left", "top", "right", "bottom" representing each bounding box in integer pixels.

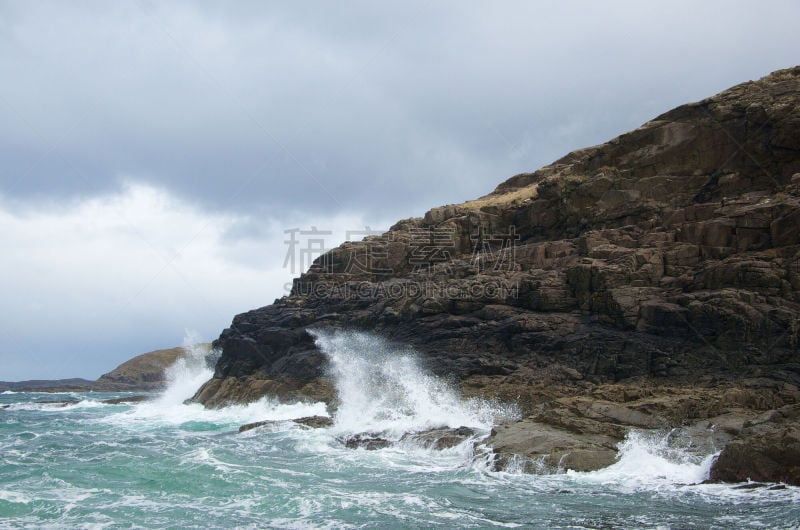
[
  {"left": 194, "top": 67, "right": 800, "bottom": 482},
  {"left": 709, "top": 403, "right": 800, "bottom": 485}
]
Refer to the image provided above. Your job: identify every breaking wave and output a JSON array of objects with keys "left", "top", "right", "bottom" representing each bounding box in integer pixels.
[
  {"left": 311, "top": 329, "right": 519, "bottom": 438},
  {"left": 573, "top": 431, "right": 718, "bottom": 488}
]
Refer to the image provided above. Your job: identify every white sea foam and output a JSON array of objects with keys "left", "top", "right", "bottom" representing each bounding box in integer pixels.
[
  {"left": 5, "top": 402, "right": 79, "bottom": 412},
  {"left": 0, "top": 489, "right": 32, "bottom": 504},
  {"left": 571, "top": 431, "right": 717, "bottom": 489},
  {"left": 152, "top": 336, "right": 216, "bottom": 410},
  {"left": 312, "top": 329, "right": 519, "bottom": 438},
  {"left": 63, "top": 399, "right": 106, "bottom": 410},
  {"left": 181, "top": 447, "right": 248, "bottom": 474}
]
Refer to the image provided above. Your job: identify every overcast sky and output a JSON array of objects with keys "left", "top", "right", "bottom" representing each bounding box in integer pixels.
[{"left": 1, "top": 1, "right": 798, "bottom": 380}]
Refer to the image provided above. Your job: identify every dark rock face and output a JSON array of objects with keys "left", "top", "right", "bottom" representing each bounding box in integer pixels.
[
  {"left": 194, "top": 67, "right": 800, "bottom": 483},
  {"left": 709, "top": 404, "right": 800, "bottom": 485}
]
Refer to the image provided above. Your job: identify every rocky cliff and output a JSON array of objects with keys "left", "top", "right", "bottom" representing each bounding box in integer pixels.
[{"left": 194, "top": 66, "right": 800, "bottom": 483}]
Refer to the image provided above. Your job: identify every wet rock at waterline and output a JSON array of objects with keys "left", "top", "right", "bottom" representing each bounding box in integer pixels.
[
  {"left": 294, "top": 415, "right": 335, "bottom": 429},
  {"left": 337, "top": 427, "right": 481, "bottom": 452},
  {"left": 400, "top": 427, "right": 478, "bottom": 450},
  {"left": 101, "top": 395, "right": 150, "bottom": 405},
  {"left": 731, "top": 482, "right": 787, "bottom": 490},
  {"left": 485, "top": 419, "right": 619, "bottom": 473},
  {"left": 342, "top": 434, "right": 392, "bottom": 451},
  {"left": 238, "top": 415, "right": 334, "bottom": 433}
]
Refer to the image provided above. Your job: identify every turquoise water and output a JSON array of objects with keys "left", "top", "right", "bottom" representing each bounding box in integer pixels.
[{"left": 2, "top": 334, "right": 799, "bottom": 528}]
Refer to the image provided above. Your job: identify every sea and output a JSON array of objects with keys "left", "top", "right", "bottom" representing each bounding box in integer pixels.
[{"left": 1, "top": 331, "right": 799, "bottom": 529}]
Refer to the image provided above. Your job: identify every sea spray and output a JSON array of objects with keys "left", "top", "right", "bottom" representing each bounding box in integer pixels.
[
  {"left": 573, "top": 430, "right": 718, "bottom": 488},
  {"left": 107, "top": 332, "right": 326, "bottom": 429},
  {"left": 311, "top": 329, "right": 519, "bottom": 438},
  {"left": 155, "top": 336, "right": 215, "bottom": 408}
]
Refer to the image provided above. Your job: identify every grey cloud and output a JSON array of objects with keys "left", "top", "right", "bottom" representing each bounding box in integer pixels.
[{"left": 2, "top": 0, "right": 799, "bottom": 221}]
